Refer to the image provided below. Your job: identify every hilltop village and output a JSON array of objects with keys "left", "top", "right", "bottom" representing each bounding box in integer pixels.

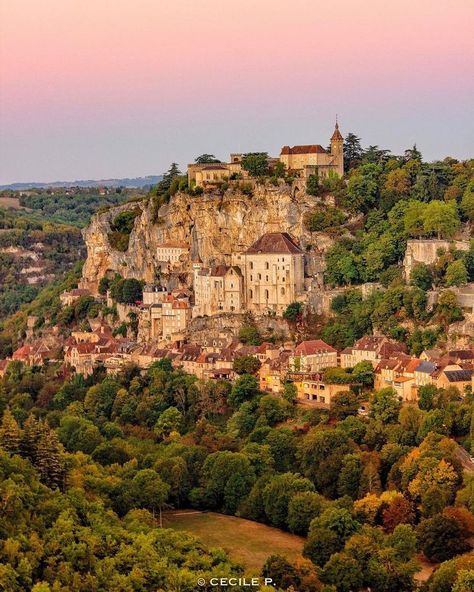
[{"left": 2, "top": 123, "right": 474, "bottom": 410}]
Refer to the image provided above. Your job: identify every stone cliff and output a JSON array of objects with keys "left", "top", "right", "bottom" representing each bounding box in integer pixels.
[{"left": 81, "top": 183, "right": 335, "bottom": 292}]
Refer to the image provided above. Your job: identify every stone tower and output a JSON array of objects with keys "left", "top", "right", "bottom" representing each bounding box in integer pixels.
[{"left": 330, "top": 120, "right": 344, "bottom": 177}]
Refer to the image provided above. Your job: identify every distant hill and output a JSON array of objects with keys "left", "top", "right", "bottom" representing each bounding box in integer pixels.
[{"left": 0, "top": 175, "right": 162, "bottom": 191}]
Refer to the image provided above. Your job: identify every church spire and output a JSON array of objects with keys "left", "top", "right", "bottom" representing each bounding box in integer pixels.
[{"left": 331, "top": 117, "right": 343, "bottom": 141}]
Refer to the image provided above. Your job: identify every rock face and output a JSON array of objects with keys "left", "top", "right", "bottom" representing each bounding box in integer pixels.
[
  {"left": 403, "top": 239, "right": 470, "bottom": 279},
  {"left": 81, "top": 184, "right": 334, "bottom": 292}
]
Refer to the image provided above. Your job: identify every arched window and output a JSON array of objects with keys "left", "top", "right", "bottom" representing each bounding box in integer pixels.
[
  {"left": 258, "top": 273, "right": 261, "bottom": 280},
  {"left": 250, "top": 262, "right": 253, "bottom": 269},
  {"left": 265, "top": 262, "right": 269, "bottom": 270},
  {"left": 281, "top": 287, "right": 285, "bottom": 295},
  {"left": 265, "top": 289, "right": 269, "bottom": 300},
  {"left": 249, "top": 289, "right": 253, "bottom": 299}
]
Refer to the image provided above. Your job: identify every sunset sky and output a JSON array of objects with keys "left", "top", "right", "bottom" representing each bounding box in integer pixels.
[{"left": 0, "top": 0, "right": 473, "bottom": 184}]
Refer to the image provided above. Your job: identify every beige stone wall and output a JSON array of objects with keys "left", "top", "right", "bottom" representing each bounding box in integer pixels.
[
  {"left": 403, "top": 239, "right": 470, "bottom": 279},
  {"left": 242, "top": 252, "right": 304, "bottom": 314}
]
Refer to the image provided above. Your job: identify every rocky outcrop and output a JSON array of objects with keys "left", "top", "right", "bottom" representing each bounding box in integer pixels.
[
  {"left": 403, "top": 239, "right": 470, "bottom": 279},
  {"left": 81, "top": 183, "right": 336, "bottom": 292}
]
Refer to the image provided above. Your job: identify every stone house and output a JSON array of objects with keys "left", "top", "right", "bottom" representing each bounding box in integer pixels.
[
  {"left": 193, "top": 264, "right": 243, "bottom": 317},
  {"left": 289, "top": 339, "right": 338, "bottom": 373},
  {"left": 161, "top": 294, "right": 191, "bottom": 341}
]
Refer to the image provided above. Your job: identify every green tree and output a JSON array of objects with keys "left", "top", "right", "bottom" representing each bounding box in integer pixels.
[
  {"left": 0, "top": 408, "right": 21, "bottom": 454},
  {"left": 370, "top": 388, "right": 401, "bottom": 423},
  {"left": 410, "top": 263, "right": 433, "bottom": 291},
  {"left": 238, "top": 325, "right": 262, "bottom": 345},
  {"left": 233, "top": 355, "right": 261, "bottom": 375},
  {"left": 154, "top": 406, "right": 183, "bottom": 439},
  {"left": 417, "top": 514, "right": 469, "bottom": 562},
  {"left": 322, "top": 552, "right": 363, "bottom": 592},
  {"left": 343, "top": 133, "right": 363, "bottom": 172},
  {"left": 262, "top": 472, "right": 315, "bottom": 528},
  {"left": 229, "top": 374, "right": 260, "bottom": 408},
  {"left": 445, "top": 259, "right": 468, "bottom": 286},
  {"left": 423, "top": 200, "right": 460, "bottom": 239},
  {"left": 283, "top": 302, "right": 303, "bottom": 322},
  {"left": 306, "top": 173, "right": 319, "bottom": 196},
  {"left": 241, "top": 153, "right": 269, "bottom": 177},
  {"left": 287, "top": 491, "right": 326, "bottom": 535},
  {"left": 132, "top": 469, "right": 170, "bottom": 515},
  {"left": 194, "top": 154, "right": 221, "bottom": 164},
  {"left": 352, "top": 361, "right": 375, "bottom": 387}
]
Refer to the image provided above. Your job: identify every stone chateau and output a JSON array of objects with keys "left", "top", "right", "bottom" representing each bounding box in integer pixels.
[{"left": 187, "top": 122, "right": 344, "bottom": 187}]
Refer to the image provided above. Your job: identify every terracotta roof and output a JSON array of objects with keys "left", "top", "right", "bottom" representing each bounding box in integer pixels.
[
  {"left": 295, "top": 340, "right": 336, "bottom": 355},
  {"left": 280, "top": 145, "right": 327, "bottom": 155},
  {"left": 245, "top": 232, "right": 302, "bottom": 255},
  {"left": 331, "top": 122, "right": 343, "bottom": 141}
]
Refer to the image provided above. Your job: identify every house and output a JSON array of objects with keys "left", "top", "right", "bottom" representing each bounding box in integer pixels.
[
  {"left": 341, "top": 336, "right": 407, "bottom": 369},
  {"left": 288, "top": 371, "right": 351, "bottom": 407},
  {"left": 434, "top": 366, "right": 472, "bottom": 393},
  {"left": 59, "top": 288, "right": 92, "bottom": 306},
  {"left": 156, "top": 241, "right": 189, "bottom": 266},
  {"left": 193, "top": 264, "right": 244, "bottom": 316},
  {"left": 161, "top": 294, "right": 191, "bottom": 341},
  {"left": 290, "top": 340, "right": 337, "bottom": 372}
]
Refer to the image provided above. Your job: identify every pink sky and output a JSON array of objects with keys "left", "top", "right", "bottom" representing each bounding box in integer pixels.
[{"left": 1, "top": 0, "right": 473, "bottom": 183}]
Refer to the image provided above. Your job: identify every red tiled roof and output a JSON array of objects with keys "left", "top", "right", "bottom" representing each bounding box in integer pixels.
[
  {"left": 245, "top": 232, "right": 302, "bottom": 255},
  {"left": 295, "top": 340, "right": 336, "bottom": 355},
  {"left": 280, "top": 145, "right": 327, "bottom": 155}
]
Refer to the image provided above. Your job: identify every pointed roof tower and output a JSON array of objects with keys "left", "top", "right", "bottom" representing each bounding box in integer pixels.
[{"left": 331, "top": 118, "right": 343, "bottom": 141}]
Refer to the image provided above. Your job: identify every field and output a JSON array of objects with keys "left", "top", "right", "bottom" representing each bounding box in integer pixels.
[
  {"left": 164, "top": 510, "right": 304, "bottom": 574},
  {"left": 0, "top": 196, "right": 27, "bottom": 209}
]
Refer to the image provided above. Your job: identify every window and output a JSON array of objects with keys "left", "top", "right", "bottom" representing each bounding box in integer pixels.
[
  {"left": 281, "top": 287, "right": 285, "bottom": 295},
  {"left": 265, "top": 289, "right": 269, "bottom": 299},
  {"left": 249, "top": 289, "right": 253, "bottom": 299},
  {"left": 258, "top": 273, "right": 261, "bottom": 280},
  {"left": 266, "top": 275, "right": 269, "bottom": 281},
  {"left": 265, "top": 262, "right": 269, "bottom": 270},
  {"left": 250, "top": 262, "right": 253, "bottom": 269}
]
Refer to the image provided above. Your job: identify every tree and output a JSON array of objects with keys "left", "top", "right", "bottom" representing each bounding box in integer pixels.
[
  {"left": 352, "top": 360, "right": 375, "bottom": 388},
  {"left": 410, "top": 263, "right": 433, "bottom": 291},
  {"left": 322, "top": 552, "right": 363, "bottom": 592},
  {"left": 0, "top": 408, "right": 21, "bottom": 454},
  {"left": 331, "top": 391, "right": 360, "bottom": 420},
  {"left": 298, "top": 428, "right": 353, "bottom": 496},
  {"left": 238, "top": 325, "right": 262, "bottom": 345},
  {"left": 460, "top": 180, "right": 474, "bottom": 221},
  {"left": 445, "top": 259, "right": 468, "bottom": 286},
  {"left": 233, "top": 355, "right": 261, "bottom": 375},
  {"left": 120, "top": 278, "right": 143, "bottom": 304},
  {"left": 343, "top": 133, "right": 363, "bottom": 172},
  {"left": 229, "top": 374, "right": 260, "bottom": 407},
  {"left": 423, "top": 200, "right": 460, "bottom": 239},
  {"left": 194, "top": 154, "right": 221, "bottom": 164},
  {"left": 287, "top": 491, "right": 326, "bottom": 535},
  {"left": 346, "top": 164, "right": 381, "bottom": 213},
  {"left": 306, "top": 173, "right": 319, "bottom": 196},
  {"left": 404, "top": 144, "right": 423, "bottom": 162},
  {"left": 382, "top": 495, "right": 415, "bottom": 532},
  {"left": 283, "top": 302, "right": 303, "bottom": 322},
  {"left": 154, "top": 407, "right": 183, "bottom": 439},
  {"left": 132, "top": 469, "right": 170, "bottom": 515},
  {"left": 282, "top": 382, "right": 297, "bottom": 404},
  {"left": 337, "top": 453, "right": 362, "bottom": 499},
  {"left": 370, "top": 388, "right": 401, "bottom": 423},
  {"left": 262, "top": 472, "right": 315, "bottom": 528},
  {"left": 241, "top": 153, "right": 269, "bottom": 177},
  {"left": 417, "top": 514, "right": 470, "bottom": 562}
]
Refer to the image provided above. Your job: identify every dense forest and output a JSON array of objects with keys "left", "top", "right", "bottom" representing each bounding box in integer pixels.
[{"left": 1, "top": 352, "right": 474, "bottom": 591}]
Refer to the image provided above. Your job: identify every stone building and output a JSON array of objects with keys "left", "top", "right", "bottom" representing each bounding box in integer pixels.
[
  {"left": 156, "top": 241, "right": 189, "bottom": 265},
  {"left": 187, "top": 122, "right": 344, "bottom": 187},
  {"left": 193, "top": 264, "right": 243, "bottom": 317},
  {"left": 279, "top": 122, "right": 344, "bottom": 178},
  {"left": 161, "top": 294, "right": 191, "bottom": 341},
  {"left": 290, "top": 339, "right": 338, "bottom": 372},
  {"left": 236, "top": 232, "right": 305, "bottom": 315}
]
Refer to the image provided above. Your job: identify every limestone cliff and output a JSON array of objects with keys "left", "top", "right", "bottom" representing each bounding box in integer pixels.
[{"left": 81, "top": 183, "right": 335, "bottom": 292}]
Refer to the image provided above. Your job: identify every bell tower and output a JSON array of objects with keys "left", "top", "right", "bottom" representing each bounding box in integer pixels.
[{"left": 330, "top": 118, "right": 344, "bottom": 177}]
